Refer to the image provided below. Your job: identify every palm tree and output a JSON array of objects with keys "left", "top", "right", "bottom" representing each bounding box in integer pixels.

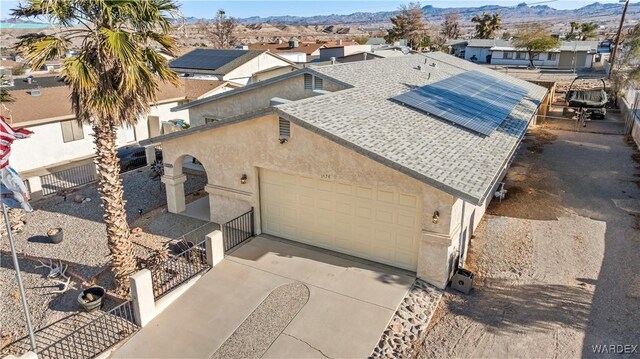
[
  {"left": 471, "top": 12, "right": 501, "bottom": 39},
  {"left": 13, "top": 0, "right": 180, "bottom": 295},
  {"left": 0, "top": 81, "right": 14, "bottom": 103}
]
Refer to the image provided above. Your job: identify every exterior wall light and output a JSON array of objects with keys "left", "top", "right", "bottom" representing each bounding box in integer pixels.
[
  {"left": 240, "top": 174, "right": 248, "bottom": 184},
  {"left": 432, "top": 211, "right": 440, "bottom": 224}
]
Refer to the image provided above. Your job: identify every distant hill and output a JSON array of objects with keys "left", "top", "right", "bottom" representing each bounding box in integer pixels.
[{"left": 223, "top": 2, "right": 640, "bottom": 26}]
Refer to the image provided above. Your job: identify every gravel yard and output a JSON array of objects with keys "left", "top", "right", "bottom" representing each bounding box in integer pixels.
[
  {"left": 419, "top": 128, "right": 640, "bottom": 358},
  {"left": 1, "top": 167, "right": 207, "bottom": 350}
]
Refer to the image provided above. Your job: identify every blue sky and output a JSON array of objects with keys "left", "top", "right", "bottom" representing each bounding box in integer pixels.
[{"left": 0, "top": 0, "right": 635, "bottom": 19}]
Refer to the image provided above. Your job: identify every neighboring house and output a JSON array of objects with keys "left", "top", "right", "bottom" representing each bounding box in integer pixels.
[
  {"left": 248, "top": 39, "right": 357, "bottom": 63},
  {"left": 459, "top": 39, "right": 599, "bottom": 68},
  {"left": 43, "top": 60, "right": 62, "bottom": 72},
  {"left": 366, "top": 37, "right": 387, "bottom": 46},
  {"left": 464, "top": 39, "right": 512, "bottom": 63},
  {"left": 443, "top": 39, "right": 469, "bottom": 58},
  {"left": 169, "top": 49, "right": 295, "bottom": 85},
  {"left": 319, "top": 45, "right": 372, "bottom": 62},
  {"left": 251, "top": 65, "right": 299, "bottom": 83},
  {"left": 336, "top": 47, "right": 412, "bottom": 63},
  {"left": 0, "top": 76, "right": 222, "bottom": 179},
  {"left": 142, "top": 53, "right": 547, "bottom": 289}
]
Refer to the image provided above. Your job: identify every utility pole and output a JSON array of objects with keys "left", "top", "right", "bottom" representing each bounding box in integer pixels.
[{"left": 609, "top": 0, "right": 630, "bottom": 78}]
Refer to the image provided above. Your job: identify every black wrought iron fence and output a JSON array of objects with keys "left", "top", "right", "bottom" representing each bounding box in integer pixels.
[
  {"left": 149, "top": 240, "right": 209, "bottom": 300},
  {"left": 1, "top": 301, "right": 138, "bottom": 359},
  {"left": 40, "top": 162, "right": 98, "bottom": 196},
  {"left": 222, "top": 207, "right": 255, "bottom": 251}
]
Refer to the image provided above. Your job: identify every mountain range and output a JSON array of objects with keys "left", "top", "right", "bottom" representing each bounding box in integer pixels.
[{"left": 183, "top": 2, "right": 640, "bottom": 26}]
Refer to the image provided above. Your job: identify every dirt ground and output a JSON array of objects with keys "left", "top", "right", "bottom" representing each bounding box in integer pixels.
[{"left": 419, "top": 127, "right": 640, "bottom": 358}]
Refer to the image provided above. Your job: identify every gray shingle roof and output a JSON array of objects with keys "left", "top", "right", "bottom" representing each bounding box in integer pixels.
[
  {"left": 559, "top": 41, "right": 599, "bottom": 52},
  {"left": 276, "top": 52, "right": 546, "bottom": 204},
  {"left": 467, "top": 39, "right": 512, "bottom": 48},
  {"left": 169, "top": 49, "right": 264, "bottom": 75}
]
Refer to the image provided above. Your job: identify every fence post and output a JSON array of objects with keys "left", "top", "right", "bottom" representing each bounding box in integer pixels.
[
  {"left": 144, "top": 145, "right": 156, "bottom": 166},
  {"left": 25, "top": 175, "right": 44, "bottom": 202},
  {"left": 205, "top": 230, "right": 224, "bottom": 267},
  {"left": 129, "top": 269, "right": 156, "bottom": 327}
]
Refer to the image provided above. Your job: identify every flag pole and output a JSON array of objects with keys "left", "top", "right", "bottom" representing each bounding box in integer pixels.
[{"left": 2, "top": 202, "right": 37, "bottom": 352}]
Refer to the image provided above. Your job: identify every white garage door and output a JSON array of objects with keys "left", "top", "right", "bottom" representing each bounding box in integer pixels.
[{"left": 259, "top": 169, "right": 422, "bottom": 271}]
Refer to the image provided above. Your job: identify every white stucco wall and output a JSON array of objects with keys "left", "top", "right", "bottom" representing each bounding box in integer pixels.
[
  {"left": 13, "top": 121, "right": 137, "bottom": 173},
  {"left": 319, "top": 45, "right": 372, "bottom": 61},
  {"left": 14, "top": 100, "right": 184, "bottom": 174},
  {"left": 464, "top": 47, "right": 491, "bottom": 63},
  {"left": 187, "top": 74, "right": 346, "bottom": 127},
  {"left": 160, "top": 114, "right": 474, "bottom": 288},
  {"left": 490, "top": 50, "right": 560, "bottom": 67},
  {"left": 223, "top": 53, "right": 293, "bottom": 85}
]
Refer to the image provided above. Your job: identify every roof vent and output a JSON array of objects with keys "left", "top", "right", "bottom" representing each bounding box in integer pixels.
[
  {"left": 289, "top": 40, "right": 299, "bottom": 48},
  {"left": 29, "top": 89, "right": 41, "bottom": 96},
  {"left": 337, "top": 39, "right": 343, "bottom": 46},
  {"left": 430, "top": 62, "right": 438, "bottom": 68},
  {"left": 276, "top": 39, "right": 283, "bottom": 44},
  {"left": 330, "top": 57, "right": 336, "bottom": 65},
  {"left": 417, "top": 64, "right": 423, "bottom": 71}
]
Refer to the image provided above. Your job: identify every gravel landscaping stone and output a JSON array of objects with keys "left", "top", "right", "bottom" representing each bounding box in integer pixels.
[
  {"left": 371, "top": 279, "right": 443, "bottom": 358},
  {"left": 1, "top": 168, "right": 208, "bottom": 350},
  {"left": 210, "top": 282, "right": 310, "bottom": 359}
]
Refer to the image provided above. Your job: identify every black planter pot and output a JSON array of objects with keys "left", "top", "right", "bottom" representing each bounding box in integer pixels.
[
  {"left": 47, "top": 227, "right": 63, "bottom": 244},
  {"left": 78, "top": 286, "right": 105, "bottom": 312}
]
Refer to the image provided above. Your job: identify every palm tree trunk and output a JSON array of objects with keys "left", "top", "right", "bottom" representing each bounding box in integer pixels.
[{"left": 93, "top": 122, "right": 136, "bottom": 296}]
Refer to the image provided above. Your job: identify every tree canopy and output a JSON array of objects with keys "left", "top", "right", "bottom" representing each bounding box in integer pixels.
[
  {"left": 13, "top": 0, "right": 181, "bottom": 295},
  {"left": 440, "top": 13, "right": 460, "bottom": 41},
  {"left": 580, "top": 22, "right": 598, "bottom": 40},
  {"left": 512, "top": 24, "right": 560, "bottom": 68},
  {"left": 471, "top": 12, "right": 501, "bottom": 39},
  {"left": 385, "top": 2, "right": 427, "bottom": 49}
]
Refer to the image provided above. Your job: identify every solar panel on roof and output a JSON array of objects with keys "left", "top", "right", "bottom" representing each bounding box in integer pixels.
[
  {"left": 169, "top": 49, "right": 249, "bottom": 71},
  {"left": 392, "top": 70, "right": 528, "bottom": 136}
]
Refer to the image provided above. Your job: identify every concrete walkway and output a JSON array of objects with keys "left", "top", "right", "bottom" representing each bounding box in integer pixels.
[
  {"left": 179, "top": 196, "right": 210, "bottom": 222},
  {"left": 113, "top": 236, "right": 414, "bottom": 358}
]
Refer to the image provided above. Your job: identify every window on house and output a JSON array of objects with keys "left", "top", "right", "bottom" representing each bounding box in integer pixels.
[
  {"left": 61, "top": 120, "right": 84, "bottom": 143},
  {"left": 279, "top": 118, "right": 290, "bottom": 139},
  {"left": 547, "top": 52, "right": 557, "bottom": 61},
  {"left": 205, "top": 118, "right": 220, "bottom": 124},
  {"left": 503, "top": 52, "right": 513, "bottom": 59},
  {"left": 516, "top": 52, "right": 527, "bottom": 60},
  {"left": 303, "top": 73, "right": 313, "bottom": 90},
  {"left": 314, "top": 76, "right": 323, "bottom": 90}
]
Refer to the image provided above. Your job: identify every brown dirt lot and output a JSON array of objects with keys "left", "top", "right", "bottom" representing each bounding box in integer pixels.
[{"left": 419, "top": 127, "right": 640, "bottom": 359}]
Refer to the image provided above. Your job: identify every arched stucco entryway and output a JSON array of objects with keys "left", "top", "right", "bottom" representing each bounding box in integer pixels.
[{"left": 162, "top": 153, "right": 210, "bottom": 221}]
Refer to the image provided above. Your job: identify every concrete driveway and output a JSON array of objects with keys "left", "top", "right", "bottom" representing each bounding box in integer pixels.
[{"left": 114, "top": 235, "right": 414, "bottom": 358}]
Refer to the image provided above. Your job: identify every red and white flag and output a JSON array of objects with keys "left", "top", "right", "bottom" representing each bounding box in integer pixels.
[
  {"left": 0, "top": 115, "right": 34, "bottom": 212},
  {"left": 0, "top": 115, "right": 33, "bottom": 170}
]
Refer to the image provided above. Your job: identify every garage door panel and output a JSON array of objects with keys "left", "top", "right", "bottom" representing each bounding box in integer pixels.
[
  {"left": 356, "top": 186, "right": 374, "bottom": 199},
  {"left": 377, "top": 189, "right": 395, "bottom": 203},
  {"left": 397, "top": 211, "right": 419, "bottom": 229},
  {"left": 355, "top": 206, "right": 373, "bottom": 219},
  {"left": 375, "top": 208, "right": 394, "bottom": 224},
  {"left": 396, "top": 230, "right": 417, "bottom": 250},
  {"left": 260, "top": 169, "right": 420, "bottom": 271},
  {"left": 398, "top": 193, "right": 419, "bottom": 208}
]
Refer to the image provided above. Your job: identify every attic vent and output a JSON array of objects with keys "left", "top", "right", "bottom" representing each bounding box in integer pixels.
[
  {"left": 303, "top": 73, "right": 313, "bottom": 90},
  {"left": 279, "top": 118, "right": 290, "bottom": 142},
  {"left": 314, "top": 77, "right": 323, "bottom": 90}
]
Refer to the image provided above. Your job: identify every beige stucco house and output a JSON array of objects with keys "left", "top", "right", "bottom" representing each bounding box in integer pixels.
[{"left": 142, "top": 52, "right": 547, "bottom": 289}]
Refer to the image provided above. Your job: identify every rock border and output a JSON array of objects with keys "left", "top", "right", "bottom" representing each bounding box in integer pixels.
[{"left": 371, "top": 279, "right": 443, "bottom": 358}]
